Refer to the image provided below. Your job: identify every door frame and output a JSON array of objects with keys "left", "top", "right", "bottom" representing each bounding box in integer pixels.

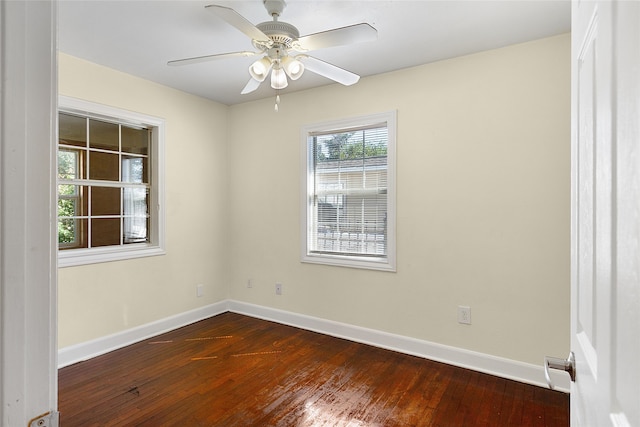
[{"left": 0, "top": 0, "right": 58, "bottom": 424}]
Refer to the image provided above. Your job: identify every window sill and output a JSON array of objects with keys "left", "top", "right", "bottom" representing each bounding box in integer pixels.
[
  {"left": 58, "top": 245, "right": 166, "bottom": 268},
  {"left": 302, "top": 253, "right": 396, "bottom": 272}
]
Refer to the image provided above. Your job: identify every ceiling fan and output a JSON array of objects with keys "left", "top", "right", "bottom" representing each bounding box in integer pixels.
[{"left": 168, "top": 0, "right": 377, "bottom": 98}]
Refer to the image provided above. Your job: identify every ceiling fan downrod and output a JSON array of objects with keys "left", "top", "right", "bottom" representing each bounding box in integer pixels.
[{"left": 263, "top": 0, "right": 286, "bottom": 19}]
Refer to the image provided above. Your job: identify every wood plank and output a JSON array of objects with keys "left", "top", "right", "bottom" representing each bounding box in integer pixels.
[{"left": 58, "top": 312, "right": 569, "bottom": 426}]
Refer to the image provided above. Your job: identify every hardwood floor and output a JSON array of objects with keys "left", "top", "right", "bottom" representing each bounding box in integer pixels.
[{"left": 58, "top": 312, "right": 569, "bottom": 426}]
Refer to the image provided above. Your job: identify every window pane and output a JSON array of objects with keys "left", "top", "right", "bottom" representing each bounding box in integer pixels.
[
  {"left": 89, "top": 151, "right": 119, "bottom": 181},
  {"left": 121, "top": 126, "right": 149, "bottom": 155},
  {"left": 58, "top": 149, "right": 86, "bottom": 180},
  {"left": 91, "top": 186, "right": 121, "bottom": 216},
  {"left": 58, "top": 218, "right": 88, "bottom": 249},
  {"left": 58, "top": 185, "right": 88, "bottom": 215},
  {"left": 123, "top": 188, "right": 148, "bottom": 215},
  {"left": 58, "top": 198, "right": 76, "bottom": 218},
  {"left": 58, "top": 150, "right": 78, "bottom": 180},
  {"left": 91, "top": 218, "right": 120, "bottom": 247},
  {"left": 122, "top": 156, "right": 148, "bottom": 183},
  {"left": 123, "top": 188, "right": 148, "bottom": 244},
  {"left": 58, "top": 184, "right": 76, "bottom": 198},
  {"left": 59, "top": 113, "right": 86, "bottom": 147},
  {"left": 124, "top": 216, "right": 149, "bottom": 244},
  {"left": 89, "top": 119, "right": 119, "bottom": 151},
  {"left": 58, "top": 218, "right": 76, "bottom": 245}
]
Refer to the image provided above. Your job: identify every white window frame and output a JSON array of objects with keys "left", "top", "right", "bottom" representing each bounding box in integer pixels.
[
  {"left": 301, "top": 111, "right": 397, "bottom": 272},
  {"left": 58, "top": 96, "right": 166, "bottom": 267}
]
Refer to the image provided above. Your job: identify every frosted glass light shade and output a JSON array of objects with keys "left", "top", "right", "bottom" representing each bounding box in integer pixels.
[
  {"left": 249, "top": 57, "right": 272, "bottom": 82},
  {"left": 282, "top": 56, "right": 304, "bottom": 80},
  {"left": 271, "top": 67, "right": 288, "bottom": 89}
]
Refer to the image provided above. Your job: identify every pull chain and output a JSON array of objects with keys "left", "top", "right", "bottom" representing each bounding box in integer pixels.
[{"left": 274, "top": 92, "right": 281, "bottom": 112}]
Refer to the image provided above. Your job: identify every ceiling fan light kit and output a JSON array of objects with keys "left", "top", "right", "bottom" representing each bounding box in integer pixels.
[{"left": 168, "top": 0, "right": 378, "bottom": 110}]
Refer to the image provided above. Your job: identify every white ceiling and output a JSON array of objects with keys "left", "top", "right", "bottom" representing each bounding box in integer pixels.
[{"left": 58, "top": 0, "right": 571, "bottom": 106}]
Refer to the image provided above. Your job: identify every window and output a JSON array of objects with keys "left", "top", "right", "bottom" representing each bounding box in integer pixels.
[
  {"left": 58, "top": 96, "right": 165, "bottom": 267},
  {"left": 301, "top": 111, "right": 396, "bottom": 271}
]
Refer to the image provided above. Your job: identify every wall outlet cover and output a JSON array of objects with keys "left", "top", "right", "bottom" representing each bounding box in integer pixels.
[{"left": 458, "top": 306, "right": 471, "bottom": 324}]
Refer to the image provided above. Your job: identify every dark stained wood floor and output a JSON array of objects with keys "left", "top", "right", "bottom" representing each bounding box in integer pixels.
[{"left": 58, "top": 312, "right": 569, "bottom": 426}]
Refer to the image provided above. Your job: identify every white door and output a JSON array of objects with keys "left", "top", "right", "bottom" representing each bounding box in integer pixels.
[{"left": 566, "top": 0, "right": 640, "bottom": 425}]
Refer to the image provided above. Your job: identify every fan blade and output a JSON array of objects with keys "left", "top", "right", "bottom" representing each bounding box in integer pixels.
[
  {"left": 241, "top": 78, "right": 261, "bottom": 94},
  {"left": 168, "top": 51, "right": 258, "bottom": 66},
  {"left": 295, "top": 23, "right": 377, "bottom": 52},
  {"left": 298, "top": 55, "right": 360, "bottom": 86},
  {"left": 205, "top": 4, "right": 271, "bottom": 43}
]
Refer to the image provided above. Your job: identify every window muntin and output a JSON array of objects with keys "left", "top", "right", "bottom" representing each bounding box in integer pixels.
[
  {"left": 58, "top": 96, "right": 165, "bottom": 267},
  {"left": 302, "top": 112, "right": 396, "bottom": 271}
]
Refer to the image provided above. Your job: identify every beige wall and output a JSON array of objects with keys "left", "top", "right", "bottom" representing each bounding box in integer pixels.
[
  {"left": 58, "top": 54, "right": 230, "bottom": 347},
  {"left": 227, "top": 33, "right": 570, "bottom": 365},
  {"left": 58, "top": 33, "right": 570, "bottom": 366}
]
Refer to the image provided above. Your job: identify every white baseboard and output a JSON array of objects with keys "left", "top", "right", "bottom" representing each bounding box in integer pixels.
[
  {"left": 58, "top": 299, "right": 569, "bottom": 393},
  {"left": 227, "top": 300, "right": 570, "bottom": 393},
  {"left": 57, "top": 301, "right": 228, "bottom": 368}
]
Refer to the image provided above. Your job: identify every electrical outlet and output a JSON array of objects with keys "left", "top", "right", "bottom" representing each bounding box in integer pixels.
[
  {"left": 275, "top": 283, "right": 282, "bottom": 295},
  {"left": 458, "top": 306, "right": 471, "bottom": 324},
  {"left": 196, "top": 284, "right": 204, "bottom": 298},
  {"left": 247, "top": 279, "right": 253, "bottom": 288}
]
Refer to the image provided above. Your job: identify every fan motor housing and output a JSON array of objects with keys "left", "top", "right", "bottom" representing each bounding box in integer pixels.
[{"left": 256, "top": 21, "right": 299, "bottom": 47}]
